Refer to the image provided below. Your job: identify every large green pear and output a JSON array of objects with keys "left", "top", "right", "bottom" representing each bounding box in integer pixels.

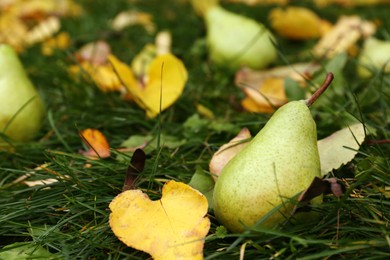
[
  {"left": 0, "top": 44, "right": 45, "bottom": 147},
  {"left": 213, "top": 100, "right": 321, "bottom": 233},
  {"left": 205, "top": 5, "right": 277, "bottom": 70},
  {"left": 191, "top": 0, "right": 277, "bottom": 70}
]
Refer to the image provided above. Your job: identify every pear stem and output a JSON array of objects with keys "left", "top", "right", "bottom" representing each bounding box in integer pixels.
[{"left": 306, "top": 72, "right": 334, "bottom": 107}]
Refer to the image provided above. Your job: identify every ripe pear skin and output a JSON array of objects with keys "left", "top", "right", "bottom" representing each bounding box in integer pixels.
[
  {"left": 213, "top": 100, "right": 321, "bottom": 233},
  {"left": 205, "top": 5, "right": 277, "bottom": 70},
  {"left": 0, "top": 44, "right": 45, "bottom": 147}
]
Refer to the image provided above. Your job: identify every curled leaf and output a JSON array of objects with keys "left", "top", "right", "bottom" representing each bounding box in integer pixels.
[
  {"left": 236, "top": 63, "right": 321, "bottom": 113},
  {"left": 123, "top": 148, "right": 146, "bottom": 191},
  {"left": 69, "top": 41, "right": 124, "bottom": 92},
  {"left": 209, "top": 127, "right": 251, "bottom": 180},
  {"left": 241, "top": 77, "right": 287, "bottom": 113},
  {"left": 110, "top": 53, "right": 188, "bottom": 118},
  {"left": 80, "top": 128, "right": 111, "bottom": 159},
  {"left": 318, "top": 123, "right": 366, "bottom": 176},
  {"left": 109, "top": 180, "right": 210, "bottom": 260}
]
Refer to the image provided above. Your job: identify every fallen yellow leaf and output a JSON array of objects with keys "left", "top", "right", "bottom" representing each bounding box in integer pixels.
[
  {"left": 80, "top": 128, "right": 111, "bottom": 159},
  {"left": 109, "top": 180, "right": 210, "bottom": 260},
  {"left": 0, "top": 0, "right": 82, "bottom": 51},
  {"left": 41, "top": 32, "right": 70, "bottom": 56},
  {"left": 109, "top": 53, "right": 188, "bottom": 118},
  {"left": 269, "top": 6, "right": 332, "bottom": 40},
  {"left": 69, "top": 61, "right": 123, "bottom": 92},
  {"left": 241, "top": 77, "right": 287, "bottom": 113}
]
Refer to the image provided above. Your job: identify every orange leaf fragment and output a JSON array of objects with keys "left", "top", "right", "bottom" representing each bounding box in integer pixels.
[
  {"left": 109, "top": 180, "right": 210, "bottom": 260},
  {"left": 235, "top": 63, "right": 322, "bottom": 113},
  {"left": 209, "top": 128, "right": 251, "bottom": 181},
  {"left": 269, "top": 6, "right": 332, "bottom": 40},
  {"left": 241, "top": 77, "right": 287, "bottom": 114},
  {"left": 80, "top": 129, "right": 110, "bottom": 159}
]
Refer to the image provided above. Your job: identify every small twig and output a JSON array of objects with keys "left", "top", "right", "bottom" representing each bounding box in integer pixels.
[
  {"left": 366, "top": 139, "right": 390, "bottom": 145},
  {"left": 306, "top": 72, "right": 334, "bottom": 107}
]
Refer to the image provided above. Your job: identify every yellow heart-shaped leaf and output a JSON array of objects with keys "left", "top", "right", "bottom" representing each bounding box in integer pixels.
[{"left": 109, "top": 180, "right": 210, "bottom": 260}]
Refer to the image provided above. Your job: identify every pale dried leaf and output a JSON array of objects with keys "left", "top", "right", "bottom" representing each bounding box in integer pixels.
[
  {"left": 313, "top": 16, "right": 376, "bottom": 58},
  {"left": 235, "top": 63, "right": 321, "bottom": 88},
  {"left": 76, "top": 41, "right": 111, "bottom": 65},
  {"left": 155, "top": 31, "right": 171, "bottom": 55},
  {"left": 318, "top": 123, "right": 366, "bottom": 176},
  {"left": 209, "top": 128, "right": 251, "bottom": 181},
  {"left": 111, "top": 10, "right": 155, "bottom": 33},
  {"left": 25, "top": 16, "right": 61, "bottom": 45}
]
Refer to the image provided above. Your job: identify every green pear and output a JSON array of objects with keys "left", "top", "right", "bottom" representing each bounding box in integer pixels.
[
  {"left": 191, "top": 0, "right": 277, "bottom": 70},
  {"left": 0, "top": 44, "right": 45, "bottom": 147},
  {"left": 213, "top": 74, "right": 334, "bottom": 233}
]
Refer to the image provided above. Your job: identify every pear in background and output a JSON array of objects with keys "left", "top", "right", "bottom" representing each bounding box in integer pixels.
[
  {"left": 357, "top": 37, "right": 390, "bottom": 78},
  {"left": 213, "top": 74, "right": 334, "bottom": 233},
  {"left": 191, "top": 0, "right": 277, "bottom": 70},
  {"left": 0, "top": 44, "right": 45, "bottom": 147}
]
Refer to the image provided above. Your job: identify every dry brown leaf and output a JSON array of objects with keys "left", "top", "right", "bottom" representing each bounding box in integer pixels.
[{"left": 312, "top": 15, "right": 376, "bottom": 58}]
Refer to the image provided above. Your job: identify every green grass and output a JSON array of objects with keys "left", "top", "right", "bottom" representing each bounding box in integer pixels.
[{"left": 1, "top": 0, "right": 390, "bottom": 259}]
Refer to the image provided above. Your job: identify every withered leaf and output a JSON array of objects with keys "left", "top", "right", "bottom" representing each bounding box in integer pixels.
[{"left": 123, "top": 148, "right": 146, "bottom": 191}]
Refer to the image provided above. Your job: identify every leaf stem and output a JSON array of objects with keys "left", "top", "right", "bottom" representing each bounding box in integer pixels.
[{"left": 306, "top": 72, "right": 334, "bottom": 107}]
